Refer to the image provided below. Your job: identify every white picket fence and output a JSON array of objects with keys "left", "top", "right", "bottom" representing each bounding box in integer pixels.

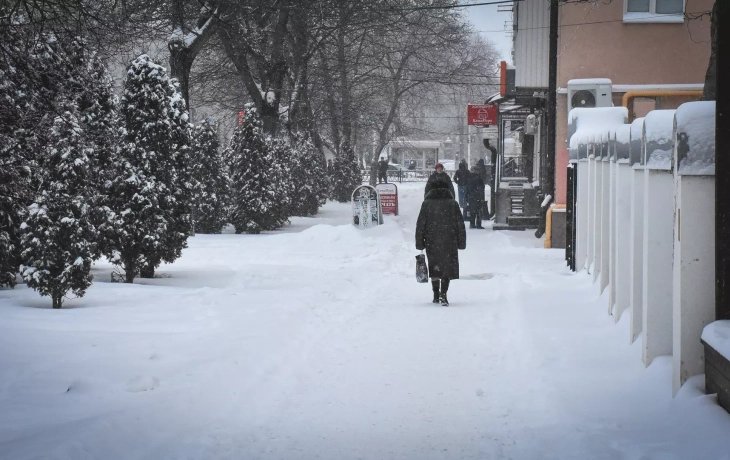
[{"left": 569, "top": 101, "right": 716, "bottom": 395}]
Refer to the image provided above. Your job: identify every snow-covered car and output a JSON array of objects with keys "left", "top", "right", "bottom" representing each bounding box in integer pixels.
[{"left": 387, "top": 163, "right": 409, "bottom": 172}]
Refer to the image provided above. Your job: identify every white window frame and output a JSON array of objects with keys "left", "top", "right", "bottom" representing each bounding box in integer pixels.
[{"left": 623, "top": 0, "right": 685, "bottom": 24}]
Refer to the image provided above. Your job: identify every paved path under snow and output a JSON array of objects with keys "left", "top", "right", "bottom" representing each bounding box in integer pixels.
[{"left": 2, "top": 183, "right": 730, "bottom": 460}]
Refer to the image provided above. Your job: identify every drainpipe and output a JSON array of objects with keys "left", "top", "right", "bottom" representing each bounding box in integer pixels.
[{"left": 623, "top": 90, "right": 704, "bottom": 122}]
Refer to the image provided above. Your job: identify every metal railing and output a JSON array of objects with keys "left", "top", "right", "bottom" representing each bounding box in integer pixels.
[{"left": 502, "top": 155, "right": 534, "bottom": 180}]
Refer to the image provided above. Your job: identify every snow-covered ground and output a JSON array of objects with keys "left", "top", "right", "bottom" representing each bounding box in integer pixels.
[{"left": 2, "top": 182, "right": 730, "bottom": 460}]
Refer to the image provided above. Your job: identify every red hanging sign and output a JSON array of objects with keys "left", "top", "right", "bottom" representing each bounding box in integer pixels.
[{"left": 467, "top": 104, "right": 498, "bottom": 126}]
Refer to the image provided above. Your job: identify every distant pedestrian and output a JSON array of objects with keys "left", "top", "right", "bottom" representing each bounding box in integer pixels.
[
  {"left": 466, "top": 165, "right": 485, "bottom": 229},
  {"left": 484, "top": 140, "right": 498, "bottom": 218},
  {"left": 377, "top": 157, "right": 389, "bottom": 184},
  {"left": 453, "top": 160, "right": 470, "bottom": 220},
  {"left": 416, "top": 181, "right": 466, "bottom": 306},
  {"left": 453, "top": 160, "right": 469, "bottom": 206},
  {"left": 424, "top": 163, "right": 454, "bottom": 198}
]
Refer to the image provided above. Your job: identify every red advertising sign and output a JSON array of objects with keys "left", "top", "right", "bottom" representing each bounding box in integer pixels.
[
  {"left": 467, "top": 104, "right": 498, "bottom": 126},
  {"left": 237, "top": 110, "right": 244, "bottom": 125},
  {"left": 375, "top": 183, "right": 398, "bottom": 216}
]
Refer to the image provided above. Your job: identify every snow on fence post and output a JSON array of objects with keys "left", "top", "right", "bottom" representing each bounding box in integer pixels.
[
  {"left": 600, "top": 135, "right": 611, "bottom": 294},
  {"left": 569, "top": 118, "right": 588, "bottom": 272},
  {"left": 586, "top": 139, "right": 597, "bottom": 277},
  {"left": 576, "top": 151, "right": 590, "bottom": 272},
  {"left": 672, "top": 101, "right": 716, "bottom": 395},
  {"left": 629, "top": 118, "right": 646, "bottom": 344},
  {"left": 613, "top": 125, "right": 632, "bottom": 323},
  {"left": 568, "top": 107, "right": 629, "bottom": 276},
  {"left": 608, "top": 130, "right": 618, "bottom": 312},
  {"left": 592, "top": 136, "right": 603, "bottom": 283},
  {"left": 641, "top": 110, "right": 676, "bottom": 366}
]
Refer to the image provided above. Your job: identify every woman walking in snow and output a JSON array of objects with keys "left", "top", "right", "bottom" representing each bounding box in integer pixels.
[{"left": 415, "top": 181, "right": 467, "bottom": 306}]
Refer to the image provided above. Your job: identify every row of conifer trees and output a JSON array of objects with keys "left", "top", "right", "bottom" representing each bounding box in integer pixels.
[{"left": 1, "top": 28, "right": 362, "bottom": 308}]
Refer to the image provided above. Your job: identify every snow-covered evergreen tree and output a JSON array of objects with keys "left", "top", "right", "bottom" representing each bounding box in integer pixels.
[
  {"left": 290, "top": 134, "right": 328, "bottom": 216},
  {"left": 103, "top": 54, "right": 190, "bottom": 282},
  {"left": 144, "top": 77, "right": 194, "bottom": 277},
  {"left": 191, "top": 120, "right": 229, "bottom": 234},
  {"left": 227, "top": 107, "right": 286, "bottom": 234},
  {"left": 268, "top": 136, "right": 296, "bottom": 225},
  {"left": 330, "top": 142, "right": 362, "bottom": 203},
  {"left": 19, "top": 111, "right": 94, "bottom": 309},
  {"left": 0, "top": 18, "right": 120, "bottom": 287}
]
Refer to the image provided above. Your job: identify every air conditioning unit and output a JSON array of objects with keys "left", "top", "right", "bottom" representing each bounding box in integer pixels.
[{"left": 567, "top": 79, "right": 613, "bottom": 114}]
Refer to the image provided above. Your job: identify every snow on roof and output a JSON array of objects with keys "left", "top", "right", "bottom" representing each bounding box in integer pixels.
[
  {"left": 675, "top": 101, "right": 715, "bottom": 176},
  {"left": 702, "top": 321, "right": 730, "bottom": 361},
  {"left": 389, "top": 139, "right": 441, "bottom": 149},
  {"left": 567, "top": 107, "right": 628, "bottom": 160},
  {"left": 642, "top": 110, "right": 676, "bottom": 170},
  {"left": 567, "top": 78, "right": 613, "bottom": 86},
  {"left": 629, "top": 117, "right": 645, "bottom": 166}
]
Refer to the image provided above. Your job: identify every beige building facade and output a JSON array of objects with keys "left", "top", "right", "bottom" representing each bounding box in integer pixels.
[{"left": 554, "top": 0, "right": 713, "bottom": 203}]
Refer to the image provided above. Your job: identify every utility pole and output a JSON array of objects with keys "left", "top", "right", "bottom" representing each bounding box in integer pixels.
[
  {"left": 545, "top": 0, "right": 559, "bottom": 200},
  {"left": 717, "top": 0, "right": 730, "bottom": 320}
]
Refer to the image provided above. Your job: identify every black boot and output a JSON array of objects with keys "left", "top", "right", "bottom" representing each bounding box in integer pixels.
[
  {"left": 440, "top": 279, "right": 450, "bottom": 306},
  {"left": 431, "top": 280, "right": 440, "bottom": 303}
]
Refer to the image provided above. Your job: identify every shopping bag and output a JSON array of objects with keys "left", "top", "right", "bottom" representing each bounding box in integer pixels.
[{"left": 416, "top": 252, "right": 428, "bottom": 283}]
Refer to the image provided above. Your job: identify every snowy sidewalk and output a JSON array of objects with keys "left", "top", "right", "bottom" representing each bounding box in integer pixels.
[{"left": 2, "top": 182, "right": 730, "bottom": 459}]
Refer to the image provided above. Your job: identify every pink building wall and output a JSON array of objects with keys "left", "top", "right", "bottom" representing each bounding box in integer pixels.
[{"left": 554, "top": 0, "right": 713, "bottom": 204}]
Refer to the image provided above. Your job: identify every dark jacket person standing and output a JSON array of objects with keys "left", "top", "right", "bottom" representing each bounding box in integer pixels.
[
  {"left": 466, "top": 165, "right": 486, "bottom": 229},
  {"left": 424, "top": 163, "right": 454, "bottom": 198},
  {"left": 415, "top": 181, "right": 467, "bottom": 306},
  {"left": 377, "top": 157, "right": 389, "bottom": 184},
  {"left": 453, "top": 160, "right": 469, "bottom": 209}
]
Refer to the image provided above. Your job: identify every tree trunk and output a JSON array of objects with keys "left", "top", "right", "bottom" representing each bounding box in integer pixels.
[
  {"left": 703, "top": 1, "right": 718, "bottom": 101},
  {"left": 168, "top": 0, "right": 223, "bottom": 108},
  {"left": 337, "top": 26, "right": 353, "bottom": 147},
  {"left": 169, "top": 45, "right": 194, "bottom": 107},
  {"left": 124, "top": 260, "right": 137, "bottom": 284},
  {"left": 52, "top": 294, "right": 62, "bottom": 309}
]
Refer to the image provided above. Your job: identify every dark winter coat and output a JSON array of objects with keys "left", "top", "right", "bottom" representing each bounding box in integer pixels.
[
  {"left": 415, "top": 187, "right": 467, "bottom": 280},
  {"left": 378, "top": 159, "right": 389, "bottom": 174},
  {"left": 475, "top": 159, "right": 488, "bottom": 183},
  {"left": 424, "top": 171, "right": 454, "bottom": 198},
  {"left": 453, "top": 162, "right": 470, "bottom": 187},
  {"left": 466, "top": 169, "right": 485, "bottom": 208}
]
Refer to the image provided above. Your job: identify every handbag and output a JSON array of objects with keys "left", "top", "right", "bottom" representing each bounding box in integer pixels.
[{"left": 416, "top": 251, "right": 428, "bottom": 283}]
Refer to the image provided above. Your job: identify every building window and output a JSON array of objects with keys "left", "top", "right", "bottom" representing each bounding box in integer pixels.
[{"left": 624, "top": 0, "right": 684, "bottom": 23}]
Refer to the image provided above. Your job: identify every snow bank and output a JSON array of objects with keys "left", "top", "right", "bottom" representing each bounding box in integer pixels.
[
  {"left": 642, "top": 110, "right": 676, "bottom": 170},
  {"left": 615, "top": 125, "right": 631, "bottom": 161},
  {"left": 702, "top": 321, "right": 730, "bottom": 360},
  {"left": 568, "top": 107, "right": 628, "bottom": 161},
  {"left": 630, "top": 118, "right": 645, "bottom": 166},
  {"left": 675, "top": 101, "right": 715, "bottom": 176}
]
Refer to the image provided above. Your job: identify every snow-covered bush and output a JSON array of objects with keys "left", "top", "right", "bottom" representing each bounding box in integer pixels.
[
  {"left": 191, "top": 120, "right": 229, "bottom": 234},
  {"left": 330, "top": 142, "right": 361, "bottom": 203},
  {"left": 290, "top": 134, "right": 328, "bottom": 216},
  {"left": 227, "top": 107, "right": 287, "bottom": 234},
  {"left": 19, "top": 111, "right": 94, "bottom": 308},
  {"left": 103, "top": 54, "right": 191, "bottom": 282}
]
